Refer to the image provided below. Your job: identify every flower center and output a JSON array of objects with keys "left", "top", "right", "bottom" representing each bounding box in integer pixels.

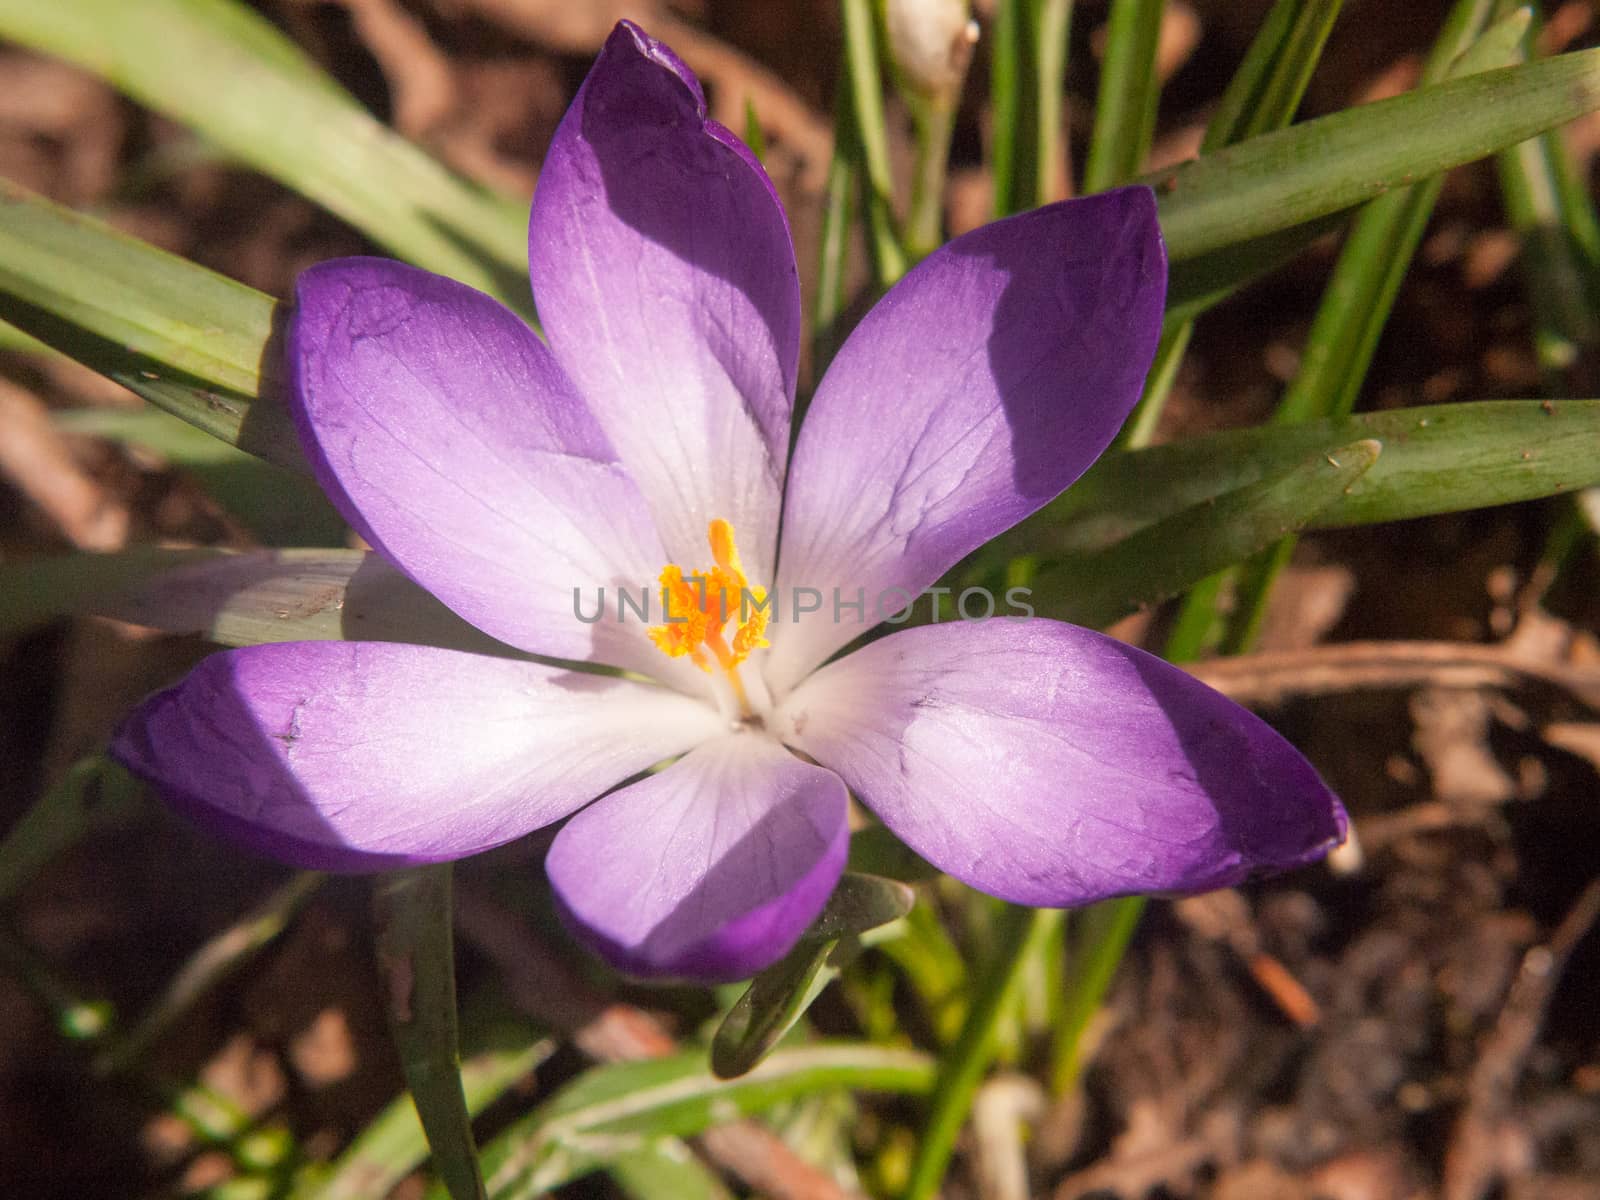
[{"left": 649, "top": 519, "right": 770, "bottom": 717}]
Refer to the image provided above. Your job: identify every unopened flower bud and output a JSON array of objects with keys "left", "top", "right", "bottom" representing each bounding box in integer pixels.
[{"left": 885, "top": 0, "right": 979, "bottom": 100}]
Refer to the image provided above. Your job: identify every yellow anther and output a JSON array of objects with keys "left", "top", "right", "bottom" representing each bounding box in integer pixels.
[
  {"left": 708, "top": 518, "right": 743, "bottom": 577},
  {"left": 648, "top": 521, "right": 769, "bottom": 678}
]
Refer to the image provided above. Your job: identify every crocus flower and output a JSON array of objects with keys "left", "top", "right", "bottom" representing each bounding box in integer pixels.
[{"left": 112, "top": 21, "right": 1346, "bottom": 983}]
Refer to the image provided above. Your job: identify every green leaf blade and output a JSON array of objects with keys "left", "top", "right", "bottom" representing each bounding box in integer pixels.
[
  {"left": 1156, "top": 48, "right": 1600, "bottom": 262},
  {"left": 0, "top": 0, "right": 529, "bottom": 303}
]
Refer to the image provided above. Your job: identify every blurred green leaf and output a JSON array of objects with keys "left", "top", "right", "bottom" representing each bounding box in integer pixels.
[
  {"left": 373, "top": 866, "right": 486, "bottom": 1200},
  {"left": 606, "top": 1141, "right": 734, "bottom": 1200},
  {"left": 0, "top": 0, "right": 529, "bottom": 305},
  {"left": 0, "top": 180, "right": 299, "bottom": 468},
  {"left": 1156, "top": 47, "right": 1600, "bottom": 262},
  {"left": 0, "top": 547, "right": 507, "bottom": 655},
  {"left": 847, "top": 825, "right": 939, "bottom": 883},
  {"left": 471, "top": 1044, "right": 935, "bottom": 1199},
  {"left": 1029, "top": 439, "right": 1381, "bottom": 628},
  {"left": 999, "top": 400, "right": 1600, "bottom": 566},
  {"left": 296, "top": 1026, "right": 553, "bottom": 1200},
  {"left": 712, "top": 874, "right": 914, "bottom": 1079},
  {"left": 54, "top": 406, "right": 343, "bottom": 546}
]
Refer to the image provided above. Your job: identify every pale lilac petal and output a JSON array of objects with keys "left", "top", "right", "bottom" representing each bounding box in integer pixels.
[
  {"left": 775, "top": 620, "right": 1345, "bottom": 907},
  {"left": 765, "top": 189, "right": 1166, "bottom": 694},
  {"left": 545, "top": 733, "right": 848, "bottom": 982},
  {"left": 528, "top": 20, "right": 799, "bottom": 585},
  {"left": 290, "top": 257, "right": 700, "bottom": 690},
  {"left": 112, "top": 642, "right": 722, "bottom": 871}
]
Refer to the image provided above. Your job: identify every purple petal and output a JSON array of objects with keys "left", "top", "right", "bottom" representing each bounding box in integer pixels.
[
  {"left": 545, "top": 732, "right": 848, "bottom": 982},
  {"left": 765, "top": 189, "right": 1166, "bottom": 694},
  {"left": 112, "top": 642, "right": 722, "bottom": 871},
  {"left": 290, "top": 257, "right": 700, "bottom": 690},
  {"left": 528, "top": 20, "right": 800, "bottom": 585},
  {"left": 775, "top": 620, "right": 1345, "bottom": 907}
]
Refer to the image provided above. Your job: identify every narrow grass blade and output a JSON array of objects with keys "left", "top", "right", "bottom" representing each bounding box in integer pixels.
[
  {"left": 990, "top": 0, "right": 1075, "bottom": 216},
  {"left": 96, "top": 872, "right": 324, "bottom": 1075},
  {"left": 1083, "top": 0, "right": 1164, "bottom": 192},
  {"left": 471, "top": 1044, "right": 935, "bottom": 1199},
  {"left": 711, "top": 942, "right": 838, "bottom": 1081},
  {"left": 841, "top": 0, "right": 909, "bottom": 283},
  {"left": 902, "top": 904, "right": 1055, "bottom": 1200},
  {"left": 989, "top": 0, "right": 1025, "bottom": 217},
  {"left": 1051, "top": 896, "right": 1144, "bottom": 1092},
  {"left": 1162, "top": 211, "right": 1348, "bottom": 328},
  {"left": 1278, "top": 3, "right": 1516, "bottom": 426},
  {"left": 1155, "top": 47, "right": 1600, "bottom": 263},
  {"left": 0, "top": 0, "right": 529, "bottom": 305},
  {"left": 1029, "top": 440, "right": 1381, "bottom": 629},
  {"left": 374, "top": 865, "right": 485, "bottom": 1200},
  {"left": 1028, "top": 0, "right": 1075, "bottom": 207},
  {"left": 0, "top": 180, "right": 298, "bottom": 468},
  {"left": 814, "top": 75, "right": 861, "bottom": 374},
  {"left": 1190, "top": 1, "right": 1519, "bottom": 653},
  {"left": 1206, "top": 0, "right": 1345, "bottom": 150},
  {"left": 1123, "top": 0, "right": 1347, "bottom": 446}
]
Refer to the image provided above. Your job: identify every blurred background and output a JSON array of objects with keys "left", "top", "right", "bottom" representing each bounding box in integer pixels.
[{"left": 4, "top": 2, "right": 1600, "bottom": 1197}]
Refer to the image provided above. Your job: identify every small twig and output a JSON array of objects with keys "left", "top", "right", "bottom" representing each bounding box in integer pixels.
[
  {"left": 1188, "top": 640, "right": 1600, "bottom": 710},
  {"left": 1443, "top": 878, "right": 1600, "bottom": 1200},
  {"left": 1172, "top": 892, "right": 1321, "bottom": 1029},
  {"left": 453, "top": 884, "right": 861, "bottom": 1200}
]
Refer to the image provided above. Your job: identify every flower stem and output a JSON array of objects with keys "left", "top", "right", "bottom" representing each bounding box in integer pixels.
[
  {"left": 902, "top": 902, "right": 1054, "bottom": 1200},
  {"left": 1082, "top": 0, "right": 1165, "bottom": 195},
  {"left": 1050, "top": 895, "right": 1145, "bottom": 1093},
  {"left": 841, "top": 0, "right": 909, "bottom": 284},
  {"left": 905, "top": 98, "right": 956, "bottom": 261},
  {"left": 374, "top": 864, "right": 486, "bottom": 1200}
]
